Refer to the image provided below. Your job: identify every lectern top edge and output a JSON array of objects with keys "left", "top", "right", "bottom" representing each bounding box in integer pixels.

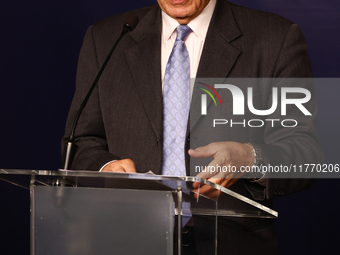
[{"left": 1, "top": 169, "right": 278, "bottom": 217}]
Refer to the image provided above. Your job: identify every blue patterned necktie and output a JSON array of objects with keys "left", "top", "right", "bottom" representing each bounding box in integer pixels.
[
  {"left": 162, "top": 24, "right": 192, "bottom": 178},
  {"left": 162, "top": 25, "right": 192, "bottom": 227}
]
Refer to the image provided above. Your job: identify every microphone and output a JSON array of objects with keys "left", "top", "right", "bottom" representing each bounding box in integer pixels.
[
  {"left": 124, "top": 14, "right": 139, "bottom": 32},
  {"left": 62, "top": 14, "right": 139, "bottom": 170}
]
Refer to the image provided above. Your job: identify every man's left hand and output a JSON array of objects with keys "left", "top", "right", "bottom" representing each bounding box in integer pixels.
[{"left": 190, "top": 142, "right": 254, "bottom": 199}]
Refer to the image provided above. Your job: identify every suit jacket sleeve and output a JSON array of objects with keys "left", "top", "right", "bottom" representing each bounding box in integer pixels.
[
  {"left": 62, "top": 25, "right": 120, "bottom": 171},
  {"left": 245, "top": 24, "right": 324, "bottom": 200}
]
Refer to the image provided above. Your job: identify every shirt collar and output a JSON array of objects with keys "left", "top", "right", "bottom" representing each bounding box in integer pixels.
[{"left": 161, "top": 0, "right": 216, "bottom": 43}]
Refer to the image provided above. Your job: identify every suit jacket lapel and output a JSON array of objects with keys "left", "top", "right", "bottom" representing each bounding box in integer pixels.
[
  {"left": 122, "top": 1, "right": 243, "bottom": 144},
  {"left": 124, "top": 6, "right": 163, "bottom": 141},
  {"left": 190, "top": 0, "right": 242, "bottom": 132}
]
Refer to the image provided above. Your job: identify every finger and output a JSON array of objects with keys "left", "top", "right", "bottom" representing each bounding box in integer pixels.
[
  {"left": 195, "top": 170, "right": 216, "bottom": 180},
  {"left": 192, "top": 181, "right": 204, "bottom": 189},
  {"left": 198, "top": 176, "right": 224, "bottom": 194},
  {"left": 194, "top": 165, "right": 228, "bottom": 189},
  {"left": 193, "top": 184, "right": 221, "bottom": 199},
  {"left": 102, "top": 163, "right": 125, "bottom": 172},
  {"left": 193, "top": 175, "right": 240, "bottom": 199},
  {"left": 102, "top": 159, "right": 137, "bottom": 173},
  {"left": 119, "top": 159, "right": 137, "bottom": 173},
  {"left": 194, "top": 157, "right": 231, "bottom": 180},
  {"left": 194, "top": 170, "right": 219, "bottom": 189},
  {"left": 208, "top": 175, "right": 238, "bottom": 189},
  {"left": 111, "top": 165, "right": 126, "bottom": 172},
  {"left": 195, "top": 183, "right": 215, "bottom": 195},
  {"left": 194, "top": 180, "right": 229, "bottom": 199},
  {"left": 189, "top": 143, "right": 219, "bottom": 159}
]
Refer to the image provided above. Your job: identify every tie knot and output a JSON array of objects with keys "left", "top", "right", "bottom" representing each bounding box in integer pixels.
[{"left": 176, "top": 25, "right": 192, "bottom": 41}]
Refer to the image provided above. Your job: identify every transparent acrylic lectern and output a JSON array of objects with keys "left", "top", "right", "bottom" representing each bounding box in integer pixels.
[{"left": 0, "top": 169, "right": 277, "bottom": 255}]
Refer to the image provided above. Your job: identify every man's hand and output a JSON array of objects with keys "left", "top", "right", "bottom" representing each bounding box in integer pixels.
[
  {"left": 190, "top": 142, "right": 254, "bottom": 199},
  {"left": 101, "top": 159, "right": 137, "bottom": 173}
]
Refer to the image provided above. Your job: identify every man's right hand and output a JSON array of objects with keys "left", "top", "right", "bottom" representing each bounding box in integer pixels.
[{"left": 101, "top": 159, "right": 137, "bottom": 173}]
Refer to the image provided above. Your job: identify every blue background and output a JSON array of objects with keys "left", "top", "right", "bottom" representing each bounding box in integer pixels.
[{"left": 1, "top": 0, "right": 339, "bottom": 254}]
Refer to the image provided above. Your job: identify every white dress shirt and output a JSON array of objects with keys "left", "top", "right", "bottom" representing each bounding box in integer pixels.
[{"left": 161, "top": 0, "right": 216, "bottom": 84}]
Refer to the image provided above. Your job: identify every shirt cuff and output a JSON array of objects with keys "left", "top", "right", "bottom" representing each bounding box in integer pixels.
[
  {"left": 250, "top": 175, "right": 266, "bottom": 186},
  {"left": 99, "top": 160, "right": 117, "bottom": 172}
]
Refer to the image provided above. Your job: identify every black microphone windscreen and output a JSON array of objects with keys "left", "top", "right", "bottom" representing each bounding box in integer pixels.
[{"left": 124, "top": 14, "right": 139, "bottom": 31}]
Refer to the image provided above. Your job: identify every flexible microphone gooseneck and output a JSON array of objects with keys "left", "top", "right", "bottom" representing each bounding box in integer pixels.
[{"left": 63, "top": 14, "right": 139, "bottom": 170}]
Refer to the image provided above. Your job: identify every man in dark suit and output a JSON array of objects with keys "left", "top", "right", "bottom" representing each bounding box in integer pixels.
[{"left": 63, "top": 0, "right": 323, "bottom": 254}]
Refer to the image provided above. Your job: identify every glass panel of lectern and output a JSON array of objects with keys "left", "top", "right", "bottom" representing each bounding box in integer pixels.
[{"left": 0, "top": 169, "right": 277, "bottom": 255}]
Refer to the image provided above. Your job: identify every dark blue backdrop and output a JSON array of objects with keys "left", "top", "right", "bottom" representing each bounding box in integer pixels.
[{"left": 1, "top": 0, "right": 339, "bottom": 254}]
